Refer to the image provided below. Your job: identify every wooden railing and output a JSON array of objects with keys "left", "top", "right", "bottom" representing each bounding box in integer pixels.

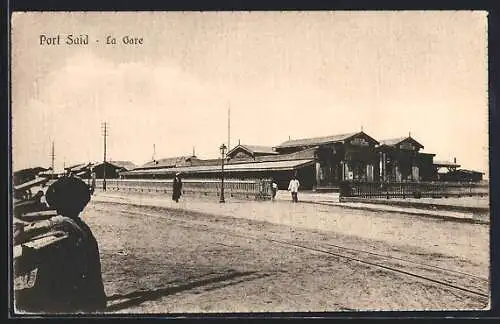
[
  {"left": 95, "top": 178, "right": 272, "bottom": 200},
  {"left": 339, "top": 181, "right": 489, "bottom": 199}
]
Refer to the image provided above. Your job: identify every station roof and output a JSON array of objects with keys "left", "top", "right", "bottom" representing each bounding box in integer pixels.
[
  {"left": 227, "top": 144, "right": 278, "bottom": 157},
  {"left": 378, "top": 136, "right": 424, "bottom": 149},
  {"left": 231, "top": 147, "right": 317, "bottom": 164},
  {"left": 121, "top": 159, "right": 314, "bottom": 176},
  {"left": 138, "top": 156, "right": 196, "bottom": 170},
  {"left": 108, "top": 160, "right": 137, "bottom": 171},
  {"left": 450, "top": 169, "right": 484, "bottom": 175},
  {"left": 433, "top": 160, "right": 461, "bottom": 168},
  {"left": 65, "top": 163, "right": 92, "bottom": 172},
  {"left": 275, "top": 131, "right": 379, "bottom": 149}
]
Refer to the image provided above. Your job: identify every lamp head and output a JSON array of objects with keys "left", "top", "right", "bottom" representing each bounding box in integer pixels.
[{"left": 219, "top": 143, "right": 227, "bottom": 155}]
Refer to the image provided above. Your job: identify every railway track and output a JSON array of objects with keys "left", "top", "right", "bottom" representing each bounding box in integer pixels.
[{"left": 93, "top": 203, "right": 490, "bottom": 303}]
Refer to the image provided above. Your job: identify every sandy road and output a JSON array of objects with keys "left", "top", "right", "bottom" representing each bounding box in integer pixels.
[{"left": 81, "top": 196, "right": 490, "bottom": 313}]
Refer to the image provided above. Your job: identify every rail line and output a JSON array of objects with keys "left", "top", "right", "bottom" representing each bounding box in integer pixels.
[
  {"left": 93, "top": 203, "right": 489, "bottom": 301},
  {"left": 260, "top": 239, "right": 489, "bottom": 299},
  {"left": 321, "top": 242, "right": 487, "bottom": 280}
]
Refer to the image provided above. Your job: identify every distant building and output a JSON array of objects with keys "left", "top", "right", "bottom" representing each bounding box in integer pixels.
[
  {"left": 108, "top": 160, "right": 137, "bottom": 171},
  {"left": 438, "top": 169, "right": 484, "bottom": 182},
  {"left": 136, "top": 156, "right": 197, "bottom": 170},
  {"left": 64, "top": 161, "right": 137, "bottom": 179},
  {"left": 433, "top": 159, "right": 461, "bottom": 181},
  {"left": 13, "top": 167, "right": 50, "bottom": 186},
  {"left": 64, "top": 163, "right": 93, "bottom": 178}
]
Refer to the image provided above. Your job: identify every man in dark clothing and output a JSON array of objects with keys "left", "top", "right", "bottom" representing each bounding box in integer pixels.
[
  {"left": 90, "top": 171, "right": 96, "bottom": 195},
  {"left": 14, "top": 176, "right": 107, "bottom": 313},
  {"left": 172, "top": 173, "right": 182, "bottom": 203}
]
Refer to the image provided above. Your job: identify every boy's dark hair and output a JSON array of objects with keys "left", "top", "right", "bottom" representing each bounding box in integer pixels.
[{"left": 45, "top": 176, "right": 91, "bottom": 218}]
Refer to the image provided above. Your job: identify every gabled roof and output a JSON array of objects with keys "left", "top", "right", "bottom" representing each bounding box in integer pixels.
[
  {"left": 379, "top": 137, "right": 407, "bottom": 146},
  {"left": 65, "top": 163, "right": 92, "bottom": 172},
  {"left": 378, "top": 136, "right": 424, "bottom": 149},
  {"left": 108, "top": 160, "right": 137, "bottom": 171},
  {"left": 138, "top": 156, "right": 195, "bottom": 170},
  {"left": 230, "top": 146, "right": 317, "bottom": 164},
  {"left": 227, "top": 144, "right": 278, "bottom": 157},
  {"left": 275, "top": 131, "right": 378, "bottom": 149}
]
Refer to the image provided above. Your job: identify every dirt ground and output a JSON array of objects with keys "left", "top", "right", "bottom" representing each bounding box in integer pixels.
[{"left": 81, "top": 192, "right": 490, "bottom": 313}]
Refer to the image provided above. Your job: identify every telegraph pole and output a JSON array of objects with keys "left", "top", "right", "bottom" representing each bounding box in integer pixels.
[
  {"left": 50, "top": 141, "right": 55, "bottom": 179},
  {"left": 227, "top": 102, "right": 231, "bottom": 151},
  {"left": 101, "top": 122, "right": 108, "bottom": 191}
]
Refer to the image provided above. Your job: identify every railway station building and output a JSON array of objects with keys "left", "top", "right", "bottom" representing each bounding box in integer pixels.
[{"left": 120, "top": 131, "right": 443, "bottom": 190}]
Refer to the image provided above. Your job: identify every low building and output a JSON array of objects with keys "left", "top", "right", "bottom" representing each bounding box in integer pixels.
[
  {"left": 92, "top": 161, "right": 133, "bottom": 179},
  {"left": 433, "top": 159, "right": 461, "bottom": 181},
  {"left": 13, "top": 167, "right": 51, "bottom": 186},
  {"left": 65, "top": 163, "right": 93, "bottom": 178},
  {"left": 438, "top": 169, "right": 484, "bottom": 182},
  {"left": 108, "top": 160, "right": 137, "bottom": 172},
  {"left": 64, "top": 161, "right": 136, "bottom": 179}
]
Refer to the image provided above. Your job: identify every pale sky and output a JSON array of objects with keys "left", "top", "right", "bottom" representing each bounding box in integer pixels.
[{"left": 11, "top": 11, "right": 489, "bottom": 175}]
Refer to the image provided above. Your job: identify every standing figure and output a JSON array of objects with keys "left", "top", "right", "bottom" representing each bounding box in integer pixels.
[
  {"left": 288, "top": 174, "right": 300, "bottom": 203},
  {"left": 90, "top": 171, "right": 96, "bottom": 195},
  {"left": 15, "top": 175, "right": 107, "bottom": 313},
  {"left": 172, "top": 173, "right": 183, "bottom": 203},
  {"left": 271, "top": 179, "right": 278, "bottom": 201}
]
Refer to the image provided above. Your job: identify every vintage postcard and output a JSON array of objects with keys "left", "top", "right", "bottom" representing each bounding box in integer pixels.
[{"left": 10, "top": 11, "right": 489, "bottom": 315}]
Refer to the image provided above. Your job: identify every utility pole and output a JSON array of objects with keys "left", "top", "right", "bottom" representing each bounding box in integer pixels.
[
  {"left": 101, "top": 122, "right": 108, "bottom": 191},
  {"left": 227, "top": 102, "right": 231, "bottom": 151},
  {"left": 50, "top": 141, "right": 55, "bottom": 179}
]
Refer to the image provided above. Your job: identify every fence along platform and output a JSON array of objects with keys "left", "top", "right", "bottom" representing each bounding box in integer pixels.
[
  {"left": 340, "top": 181, "right": 489, "bottom": 199},
  {"left": 95, "top": 178, "right": 272, "bottom": 200}
]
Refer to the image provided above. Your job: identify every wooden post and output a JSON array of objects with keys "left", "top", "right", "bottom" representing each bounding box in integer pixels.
[
  {"left": 315, "top": 162, "right": 321, "bottom": 188},
  {"left": 382, "top": 152, "right": 387, "bottom": 182}
]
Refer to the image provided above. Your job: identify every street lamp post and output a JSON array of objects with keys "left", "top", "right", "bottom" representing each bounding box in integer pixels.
[{"left": 219, "top": 144, "right": 227, "bottom": 203}]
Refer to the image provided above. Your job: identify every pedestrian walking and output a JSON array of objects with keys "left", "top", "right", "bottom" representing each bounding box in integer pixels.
[
  {"left": 288, "top": 173, "right": 300, "bottom": 202},
  {"left": 172, "top": 173, "right": 183, "bottom": 203},
  {"left": 15, "top": 175, "right": 107, "bottom": 313},
  {"left": 90, "top": 170, "right": 96, "bottom": 195},
  {"left": 271, "top": 179, "right": 278, "bottom": 201}
]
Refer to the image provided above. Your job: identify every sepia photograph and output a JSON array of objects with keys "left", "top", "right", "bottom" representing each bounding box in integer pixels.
[{"left": 10, "top": 11, "right": 490, "bottom": 315}]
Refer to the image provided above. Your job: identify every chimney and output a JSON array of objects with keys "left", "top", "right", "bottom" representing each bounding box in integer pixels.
[{"left": 453, "top": 157, "right": 457, "bottom": 164}]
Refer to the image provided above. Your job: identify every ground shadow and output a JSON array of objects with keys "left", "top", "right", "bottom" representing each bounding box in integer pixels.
[{"left": 105, "top": 270, "right": 265, "bottom": 312}]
